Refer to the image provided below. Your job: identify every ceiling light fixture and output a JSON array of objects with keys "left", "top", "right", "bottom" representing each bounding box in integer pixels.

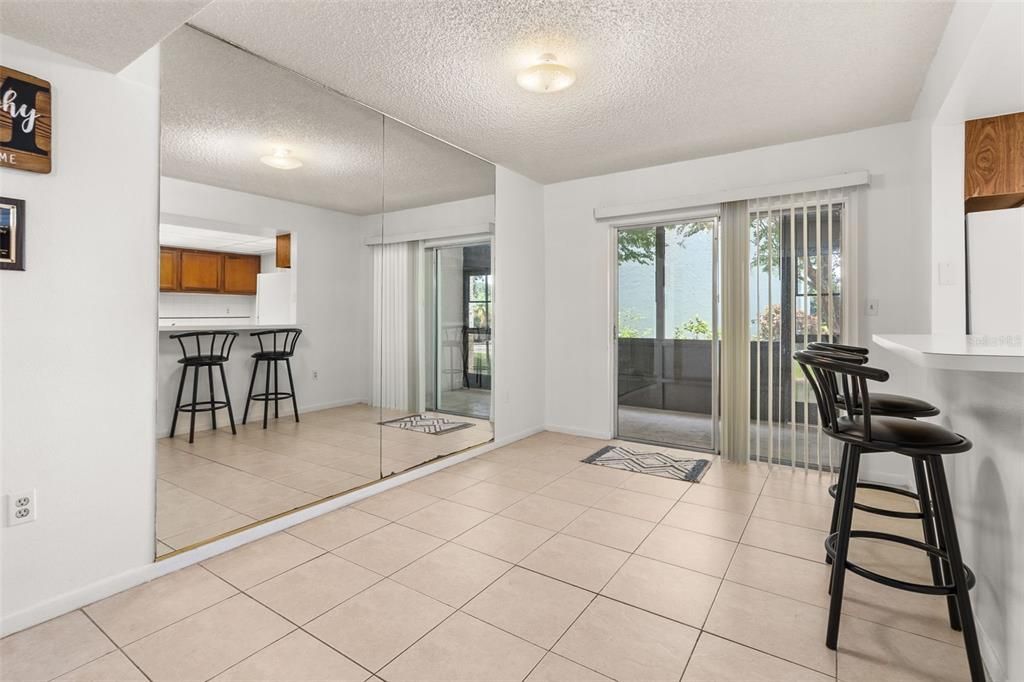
[
  {"left": 260, "top": 147, "right": 303, "bottom": 170},
  {"left": 517, "top": 53, "right": 576, "bottom": 94}
]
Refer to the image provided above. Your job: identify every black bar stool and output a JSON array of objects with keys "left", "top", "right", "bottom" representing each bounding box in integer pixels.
[
  {"left": 168, "top": 331, "right": 238, "bottom": 444},
  {"left": 243, "top": 328, "right": 301, "bottom": 429},
  {"left": 795, "top": 350, "right": 983, "bottom": 681},
  {"left": 807, "top": 343, "right": 942, "bottom": 567}
]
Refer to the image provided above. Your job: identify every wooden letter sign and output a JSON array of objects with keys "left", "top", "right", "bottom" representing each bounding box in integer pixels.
[{"left": 0, "top": 66, "right": 52, "bottom": 174}]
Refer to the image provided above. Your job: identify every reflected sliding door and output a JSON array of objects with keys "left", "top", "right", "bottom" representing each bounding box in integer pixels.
[{"left": 615, "top": 219, "right": 719, "bottom": 452}]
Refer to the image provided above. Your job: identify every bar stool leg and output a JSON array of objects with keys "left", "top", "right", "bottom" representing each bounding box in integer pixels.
[
  {"left": 262, "top": 358, "right": 271, "bottom": 429},
  {"left": 929, "top": 467, "right": 963, "bottom": 631},
  {"left": 912, "top": 457, "right": 957, "bottom": 629},
  {"left": 285, "top": 358, "right": 299, "bottom": 423},
  {"left": 243, "top": 361, "right": 258, "bottom": 425},
  {"left": 927, "top": 455, "right": 985, "bottom": 681},
  {"left": 826, "top": 446, "right": 861, "bottom": 650},
  {"left": 826, "top": 443, "right": 850, "bottom": 565},
  {"left": 219, "top": 363, "right": 237, "bottom": 435},
  {"left": 207, "top": 365, "right": 218, "bottom": 431},
  {"left": 169, "top": 365, "right": 187, "bottom": 438},
  {"left": 188, "top": 365, "right": 200, "bottom": 444},
  {"left": 273, "top": 359, "right": 280, "bottom": 419}
]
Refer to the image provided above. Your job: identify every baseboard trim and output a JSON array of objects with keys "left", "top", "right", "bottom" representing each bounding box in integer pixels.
[
  {"left": 544, "top": 424, "right": 614, "bottom": 441},
  {"left": 494, "top": 424, "right": 545, "bottom": 446},
  {"left": 0, "top": 435, "right": 501, "bottom": 637},
  {"left": 158, "top": 396, "right": 369, "bottom": 438}
]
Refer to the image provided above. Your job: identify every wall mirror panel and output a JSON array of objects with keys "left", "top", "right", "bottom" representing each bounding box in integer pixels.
[
  {"left": 377, "top": 118, "right": 496, "bottom": 477},
  {"left": 155, "top": 26, "right": 384, "bottom": 558}
]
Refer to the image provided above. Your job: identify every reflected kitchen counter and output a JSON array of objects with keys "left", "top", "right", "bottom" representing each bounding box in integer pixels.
[{"left": 159, "top": 323, "right": 303, "bottom": 333}]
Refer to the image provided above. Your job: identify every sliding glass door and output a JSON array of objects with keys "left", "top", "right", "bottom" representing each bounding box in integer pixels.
[
  {"left": 426, "top": 242, "right": 492, "bottom": 420},
  {"left": 615, "top": 219, "right": 719, "bottom": 452}
]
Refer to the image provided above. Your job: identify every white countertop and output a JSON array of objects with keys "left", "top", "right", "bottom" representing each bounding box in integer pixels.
[
  {"left": 159, "top": 323, "right": 301, "bottom": 333},
  {"left": 873, "top": 334, "right": 1024, "bottom": 373}
]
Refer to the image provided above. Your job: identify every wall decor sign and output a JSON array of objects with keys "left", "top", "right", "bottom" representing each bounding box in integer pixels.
[
  {"left": 0, "top": 196, "right": 26, "bottom": 271},
  {"left": 0, "top": 66, "right": 52, "bottom": 174}
]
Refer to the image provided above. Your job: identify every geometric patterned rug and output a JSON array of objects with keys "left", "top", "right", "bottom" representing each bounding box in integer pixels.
[
  {"left": 582, "top": 445, "right": 711, "bottom": 483},
  {"left": 380, "top": 414, "right": 474, "bottom": 435}
]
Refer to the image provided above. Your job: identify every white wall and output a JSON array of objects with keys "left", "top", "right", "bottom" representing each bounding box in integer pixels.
[
  {"left": 903, "top": 4, "right": 1024, "bottom": 679},
  {"left": 0, "top": 37, "right": 160, "bottom": 628},
  {"left": 493, "top": 167, "right": 546, "bottom": 443},
  {"left": 543, "top": 121, "right": 932, "bottom": 478},
  {"left": 919, "top": 1, "right": 1024, "bottom": 335},
  {"left": 157, "top": 178, "right": 370, "bottom": 435},
  {"left": 372, "top": 194, "right": 495, "bottom": 242}
]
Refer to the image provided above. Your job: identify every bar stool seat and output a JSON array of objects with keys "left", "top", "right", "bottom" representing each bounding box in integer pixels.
[
  {"left": 840, "top": 392, "right": 940, "bottom": 417},
  {"left": 179, "top": 354, "right": 230, "bottom": 365},
  {"left": 834, "top": 415, "right": 970, "bottom": 449}
]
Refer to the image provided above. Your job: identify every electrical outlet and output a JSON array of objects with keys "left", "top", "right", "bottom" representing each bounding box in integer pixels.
[
  {"left": 866, "top": 299, "right": 880, "bottom": 316},
  {"left": 312, "top": 370, "right": 319, "bottom": 381},
  {"left": 7, "top": 490, "right": 36, "bottom": 526}
]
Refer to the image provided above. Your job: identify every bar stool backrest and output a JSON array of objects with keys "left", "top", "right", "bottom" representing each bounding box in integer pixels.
[
  {"left": 807, "top": 341, "right": 869, "bottom": 356},
  {"left": 794, "top": 350, "right": 889, "bottom": 443},
  {"left": 169, "top": 330, "right": 238, "bottom": 361},
  {"left": 252, "top": 328, "right": 302, "bottom": 356}
]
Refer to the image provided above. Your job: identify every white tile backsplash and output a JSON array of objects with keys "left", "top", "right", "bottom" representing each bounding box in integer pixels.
[{"left": 159, "top": 293, "right": 256, "bottom": 323}]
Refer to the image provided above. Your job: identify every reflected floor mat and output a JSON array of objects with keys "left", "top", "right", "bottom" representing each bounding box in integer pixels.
[
  {"left": 582, "top": 445, "right": 711, "bottom": 482},
  {"left": 380, "top": 414, "right": 474, "bottom": 435}
]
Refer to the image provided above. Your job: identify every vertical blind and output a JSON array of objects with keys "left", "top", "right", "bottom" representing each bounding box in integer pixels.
[
  {"left": 372, "top": 242, "right": 415, "bottom": 410},
  {"left": 745, "top": 189, "right": 852, "bottom": 470}
]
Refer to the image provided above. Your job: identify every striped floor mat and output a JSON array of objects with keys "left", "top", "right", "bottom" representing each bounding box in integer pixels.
[
  {"left": 380, "top": 414, "right": 474, "bottom": 435},
  {"left": 582, "top": 445, "right": 711, "bottom": 482}
]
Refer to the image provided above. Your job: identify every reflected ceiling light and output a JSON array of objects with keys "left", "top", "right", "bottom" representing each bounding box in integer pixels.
[
  {"left": 260, "top": 147, "right": 303, "bottom": 170},
  {"left": 517, "top": 53, "right": 575, "bottom": 93}
]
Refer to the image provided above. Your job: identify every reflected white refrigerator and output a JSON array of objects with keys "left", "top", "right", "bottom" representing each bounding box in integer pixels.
[
  {"left": 255, "top": 271, "right": 294, "bottom": 324},
  {"left": 966, "top": 207, "right": 1024, "bottom": 334}
]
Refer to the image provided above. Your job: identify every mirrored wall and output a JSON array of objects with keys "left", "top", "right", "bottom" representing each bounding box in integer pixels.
[{"left": 154, "top": 26, "right": 494, "bottom": 558}]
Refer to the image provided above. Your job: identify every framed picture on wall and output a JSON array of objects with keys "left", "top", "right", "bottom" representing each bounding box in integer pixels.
[{"left": 0, "top": 197, "right": 26, "bottom": 271}]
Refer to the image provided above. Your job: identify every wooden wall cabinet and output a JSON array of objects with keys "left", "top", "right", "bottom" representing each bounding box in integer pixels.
[
  {"left": 159, "top": 248, "right": 180, "bottom": 292},
  {"left": 159, "top": 247, "right": 260, "bottom": 295},
  {"left": 223, "top": 254, "right": 260, "bottom": 295},
  {"left": 276, "top": 233, "right": 291, "bottom": 268},
  {"left": 965, "top": 112, "right": 1024, "bottom": 213},
  {"left": 180, "top": 250, "right": 223, "bottom": 292}
]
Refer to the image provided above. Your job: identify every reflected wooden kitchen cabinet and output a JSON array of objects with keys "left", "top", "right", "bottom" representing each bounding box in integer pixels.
[
  {"left": 180, "top": 250, "right": 222, "bottom": 292},
  {"left": 159, "top": 247, "right": 260, "bottom": 294},
  {"left": 159, "top": 248, "right": 180, "bottom": 292},
  {"left": 223, "top": 254, "right": 260, "bottom": 295}
]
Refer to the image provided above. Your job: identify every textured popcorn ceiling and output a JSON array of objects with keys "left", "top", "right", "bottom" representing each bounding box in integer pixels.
[
  {"left": 0, "top": 0, "right": 211, "bottom": 72},
  {"left": 190, "top": 0, "right": 953, "bottom": 183},
  {"left": 161, "top": 27, "right": 494, "bottom": 215}
]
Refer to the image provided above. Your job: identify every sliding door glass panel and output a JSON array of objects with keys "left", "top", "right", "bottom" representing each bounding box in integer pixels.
[
  {"left": 748, "top": 192, "right": 843, "bottom": 469},
  {"left": 379, "top": 118, "right": 495, "bottom": 477},
  {"left": 617, "top": 220, "right": 718, "bottom": 451}
]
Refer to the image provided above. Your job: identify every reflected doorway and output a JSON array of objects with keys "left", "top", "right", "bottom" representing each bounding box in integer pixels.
[
  {"left": 425, "top": 242, "right": 492, "bottom": 420},
  {"left": 615, "top": 219, "right": 719, "bottom": 452}
]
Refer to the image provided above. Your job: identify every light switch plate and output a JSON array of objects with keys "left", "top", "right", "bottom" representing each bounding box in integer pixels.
[
  {"left": 866, "top": 299, "right": 880, "bottom": 316},
  {"left": 938, "top": 262, "right": 956, "bottom": 286}
]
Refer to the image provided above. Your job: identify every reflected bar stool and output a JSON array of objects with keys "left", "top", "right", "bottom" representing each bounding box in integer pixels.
[
  {"left": 795, "top": 350, "right": 983, "bottom": 681},
  {"left": 168, "top": 331, "right": 238, "bottom": 444},
  {"left": 807, "top": 343, "right": 942, "bottom": 570},
  {"left": 243, "top": 328, "right": 302, "bottom": 429}
]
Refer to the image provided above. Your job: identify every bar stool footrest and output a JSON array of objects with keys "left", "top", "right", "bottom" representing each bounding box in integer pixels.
[
  {"left": 249, "top": 391, "right": 295, "bottom": 402},
  {"left": 828, "top": 482, "right": 925, "bottom": 520},
  {"left": 825, "top": 529, "right": 976, "bottom": 595},
  {"left": 175, "top": 400, "right": 232, "bottom": 414}
]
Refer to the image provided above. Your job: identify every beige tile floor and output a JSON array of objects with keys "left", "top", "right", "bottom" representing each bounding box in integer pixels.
[
  {"left": 3, "top": 431, "right": 974, "bottom": 681},
  {"left": 156, "top": 404, "right": 493, "bottom": 556}
]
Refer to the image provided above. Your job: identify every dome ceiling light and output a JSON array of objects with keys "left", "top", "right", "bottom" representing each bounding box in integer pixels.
[
  {"left": 260, "top": 147, "right": 303, "bottom": 170},
  {"left": 517, "top": 53, "right": 576, "bottom": 94}
]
